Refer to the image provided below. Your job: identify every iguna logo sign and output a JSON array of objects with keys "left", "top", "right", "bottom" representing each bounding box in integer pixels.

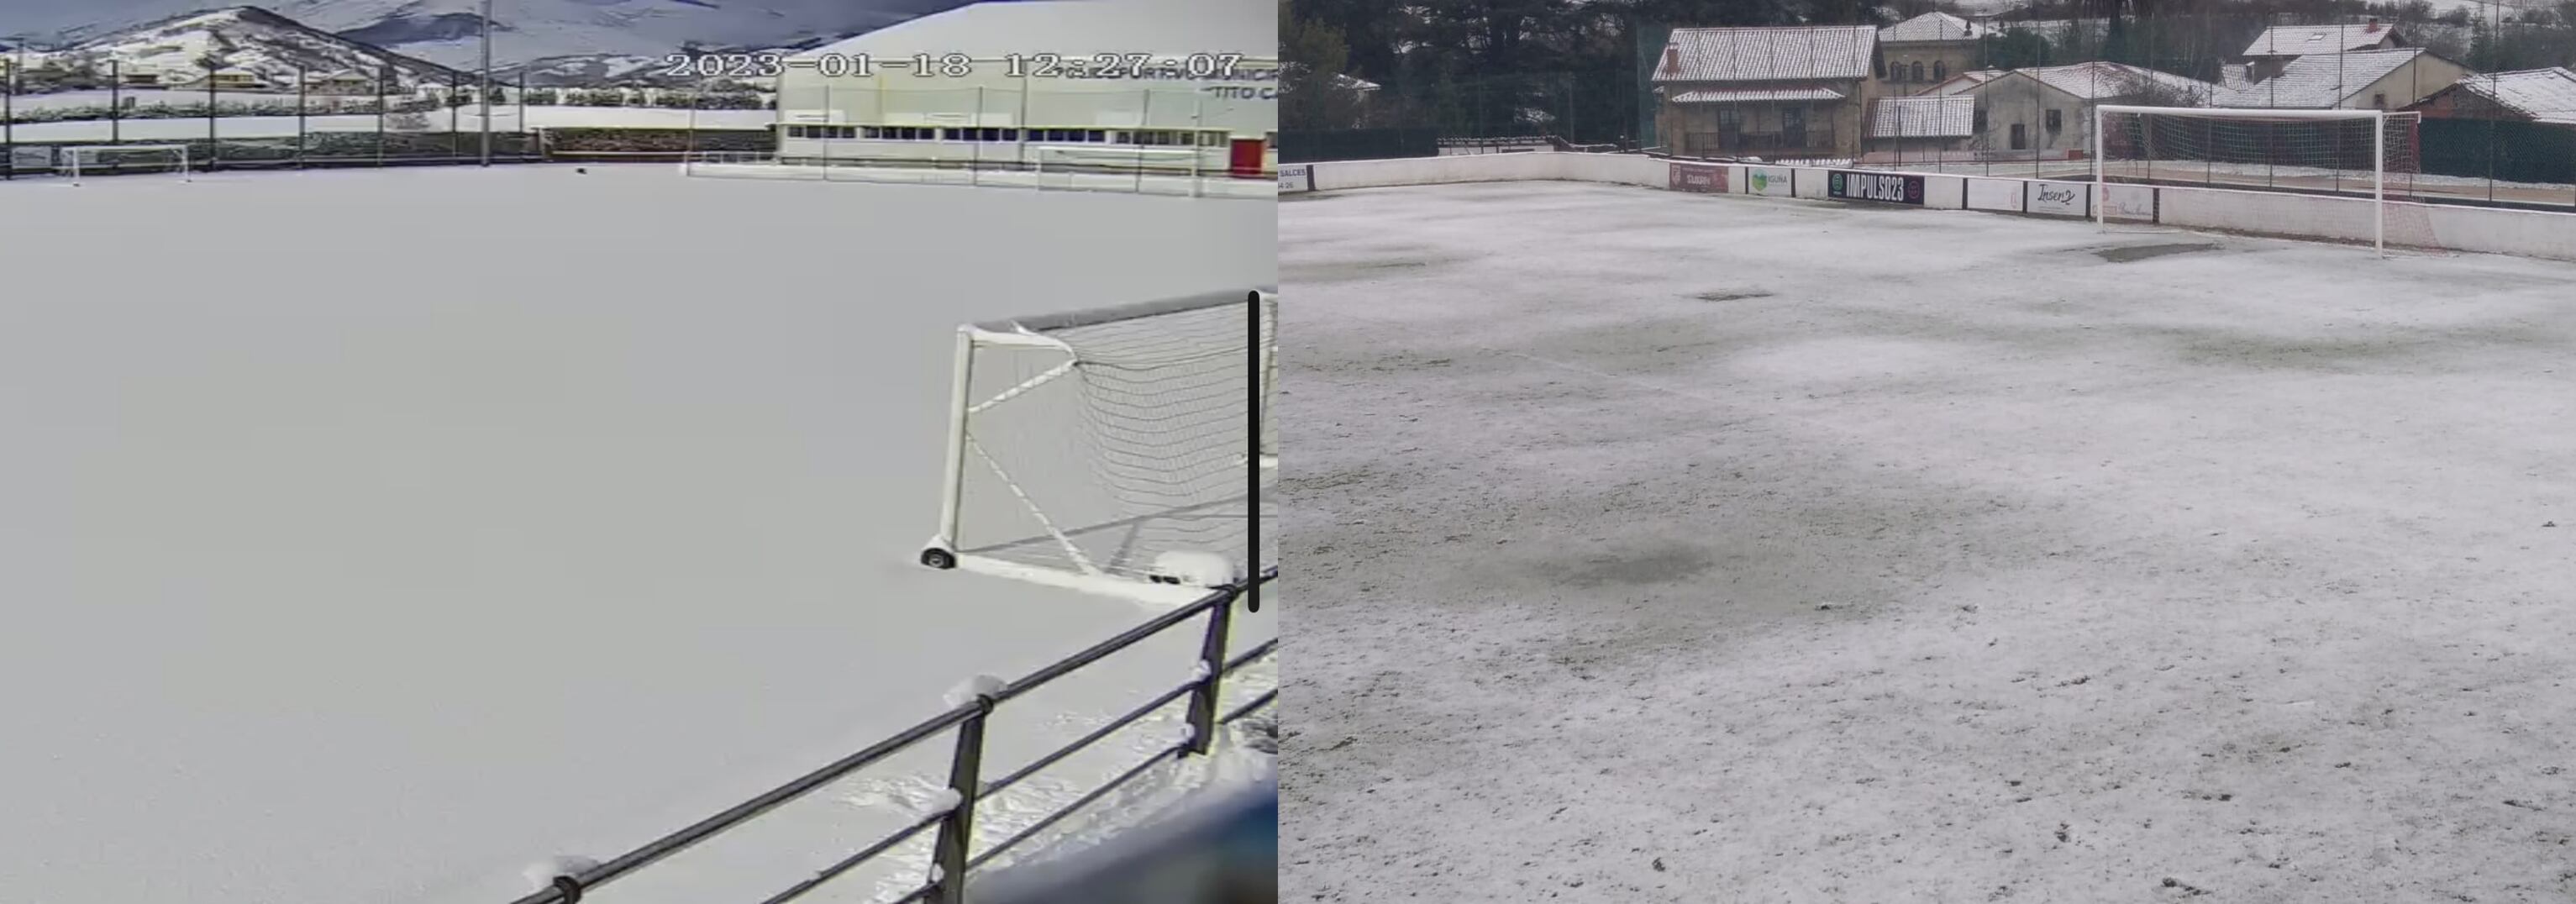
[{"left": 1827, "top": 171, "right": 1923, "bottom": 205}]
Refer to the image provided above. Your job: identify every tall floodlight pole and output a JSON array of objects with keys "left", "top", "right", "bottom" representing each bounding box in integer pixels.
[{"left": 479, "top": 0, "right": 493, "bottom": 166}]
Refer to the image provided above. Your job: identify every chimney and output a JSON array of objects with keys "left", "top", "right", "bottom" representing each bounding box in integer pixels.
[
  {"left": 2366, "top": 17, "right": 2380, "bottom": 32},
  {"left": 1663, "top": 44, "right": 1680, "bottom": 75}
]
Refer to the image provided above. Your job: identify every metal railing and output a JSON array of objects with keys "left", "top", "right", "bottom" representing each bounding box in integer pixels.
[{"left": 504, "top": 570, "right": 1277, "bottom": 904}]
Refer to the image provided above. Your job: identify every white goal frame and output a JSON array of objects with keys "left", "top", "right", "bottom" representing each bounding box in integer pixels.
[
  {"left": 63, "top": 144, "right": 193, "bottom": 187},
  {"left": 923, "top": 289, "right": 1277, "bottom": 604},
  {"left": 2093, "top": 105, "right": 2391, "bottom": 256}
]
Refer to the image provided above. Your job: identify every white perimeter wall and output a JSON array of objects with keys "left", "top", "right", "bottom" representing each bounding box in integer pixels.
[{"left": 1293, "top": 150, "right": 2576, "bottom": 264}]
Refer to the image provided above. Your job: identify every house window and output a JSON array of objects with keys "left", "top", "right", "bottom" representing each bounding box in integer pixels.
[
  {"left": 2373, "top": 92, "right": 2387, "bottom": 108},
  {"left": 1875, "top": 56, "right": 1887, "bottom": 79},
  {"left": 2045, "top": 109, "right": 2062, "bottom": 132},
  {"left": 1716, "top": 108, "right": 1742, "bottom": 147},
  {"left": 1973, "top": 107, "right": 1987, "bottom": 132},
  {"left": 1933, "top": 61, "right": 1946, "bottom": 81},
  {"left": 2011, "top": 123, "right": 2027, "bottom": 150},
  {"left": 1911, "top": 61, "right": 1925, "bottom": 81},
  {"left": 1781, "top": 107, "right": 1807, "bottom": 147}
]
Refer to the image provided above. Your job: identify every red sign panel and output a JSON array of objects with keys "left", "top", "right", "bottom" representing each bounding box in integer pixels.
[{"left": 1668, "top": 161, "right": 1728, "bottom": 194}]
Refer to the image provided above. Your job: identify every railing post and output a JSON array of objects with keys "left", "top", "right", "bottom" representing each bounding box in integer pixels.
[
  {"left": 1184, "top": 587, "right": 1238, "bottom": 757},
  {"left": 930, "top": 696, "right": 991, "bottom": 904}
]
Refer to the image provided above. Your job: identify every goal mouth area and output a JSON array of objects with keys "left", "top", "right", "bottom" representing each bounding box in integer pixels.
[{"left": 929, "top": 288, "right": 1279, "bottom": 601}]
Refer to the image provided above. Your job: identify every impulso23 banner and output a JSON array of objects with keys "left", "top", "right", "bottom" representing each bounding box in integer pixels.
[{"left": 1827, "top": 170, "right": 1924, "bottom": 205}]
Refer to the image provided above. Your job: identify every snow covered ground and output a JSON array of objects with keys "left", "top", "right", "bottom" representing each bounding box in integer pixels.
[
  {"left": 1280, "top": 181, "right": 2576, "bottom": 901},
  {"left": 0, "top": 164, "right": 1275, "bottom": 904}
]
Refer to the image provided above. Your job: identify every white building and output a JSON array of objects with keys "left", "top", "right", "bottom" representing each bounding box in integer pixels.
[{"left": 773, "top": 0, "right": 1278, "bottom": 177}]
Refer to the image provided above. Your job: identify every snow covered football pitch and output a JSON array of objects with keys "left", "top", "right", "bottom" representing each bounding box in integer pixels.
[
  {"left": 0, "top": 165, "right": 1274, "bottom": 904},
  {"left": 1280, "top": 181, "right": 2576, "bottom": 901}
]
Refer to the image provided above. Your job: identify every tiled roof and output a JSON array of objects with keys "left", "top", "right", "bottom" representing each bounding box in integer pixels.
[
  {"left": 1879, "top": 12, "right": 1981, "bottom": 43},
  {"left": 1867, "top": 95, "right": 1975, "bottom": 137},
  {"left": 2215, "top": 48, "right": 2427, "bottom": 108},
  {"left": 1668, "top": 87, "right": 1849, "bottom": 103},
  {"left": 2448, "top": 67, "right": 2576, "bottom": 125},
  {"left": 1654, "top": 25, "right": 1877, "bottom": 82},
  {"left": 2021, "top": 60, "right": 2216, "bottom": 102},
  {"left": 2242, "top": 23, "right": 2400, "bottom": 57}
]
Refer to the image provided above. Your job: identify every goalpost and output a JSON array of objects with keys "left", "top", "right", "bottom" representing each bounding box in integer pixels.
[
  {"left": 923, "top": 289, "right": 1278, "bottom": 604},
  {"left": 62, "top": 144, "right": 193, "bottom": 187},
  {"left": 2093, "top": 106, "right": 2420, "bottom": 256}
]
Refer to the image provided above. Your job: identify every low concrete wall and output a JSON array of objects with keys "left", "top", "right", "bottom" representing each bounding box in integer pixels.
[
  {"left": 2158, "top": 187, "right": 2381, "bottom": 245},
  {"left": 1292, "top": 150, "right": 2576, "bottom": 263},
  {"left": 1308, "top": 151, "right": 1559, "bottom": 191},
  {"left": 1559, "top": 152, "right": 1664, "bottom": 187},
  {"left": 1965, "top": 177, "right": 2021, "bottom": 213}
]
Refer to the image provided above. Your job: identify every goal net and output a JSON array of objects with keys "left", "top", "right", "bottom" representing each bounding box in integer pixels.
[
  {"left": 62, "top": 144, "right": 192, "bottom": 185},
  {"left": 2094, "top": 107, "right": 2425, "bottom": 254},
  {"left": 923, "top": 290, "right": 1278, "bottom": 603}
]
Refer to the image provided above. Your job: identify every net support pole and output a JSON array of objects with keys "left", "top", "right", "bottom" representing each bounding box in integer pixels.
[
  {"left": 2373, "top": 110, "right": 2386, "bottom": 258},
  {"left": 1246, "top": 289, "right": 1265, "bottom": 614},
  {"left": 933, "top": 326, "right": 976, "bottom": 554},
  {"left": 2092, "top": 105, "right": 2105, "bottom": 233}
]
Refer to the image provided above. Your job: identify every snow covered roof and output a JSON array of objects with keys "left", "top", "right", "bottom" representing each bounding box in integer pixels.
[
  {"left": 1879, "top": 13, "right": 1981, "bottom": 43},
  {"left": 1868, "top": 95, "right": 1974, "bottom": 137},
  {"left": 1654, "top": 25, "right": 1877, "bottom": 83},
  {"left": 2446, "top": 67, "right": 2576, "bottom": 125},
  {"left": 791, "top": 0, "right": 1272, "bottom": 61},
  {"left": 1988, "top": 18, "right": 2110, "bottom": 43},
  {"left": 2242, "top": 23, "right": 2400, "bottom": 58},
  {"left": 2216, "top": 48, "right": 2431, "bottom": 108},
  {"left": 1922, "top": 69, "right": 2006, "bottom": 96},
  {"left": 2019, "top": 60, "right": 2216, "bottom": 102},
  {"left": 1668, "top": 87, "right": 1849, "bottom": 103}
]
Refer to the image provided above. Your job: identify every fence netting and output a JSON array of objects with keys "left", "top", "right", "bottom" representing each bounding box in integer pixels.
[{"left": 1280, "top": 5, "right": 2576, "bottom": 207}]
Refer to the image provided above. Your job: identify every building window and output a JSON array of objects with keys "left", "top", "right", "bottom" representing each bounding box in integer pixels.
[
  {"left": 1932, "top": 60, "right": 1946, "bottom": 81},
  {"left": 2011, "top": 123, "right": 2027, "bottom": 150},
  {"left": 1973, "top": 107, "right": 1987, "bottom": 132},
  {"left": 2373, "top": 92, "right": 2387, "bottom": 108},
  {"left": 2045, "top": 108, "right": 2062, "bottom": 132},
  {"left": 1911, "top": 61, "right": 1925, "bottom": 81},
  {"left": 1875, "top": 56, "right": 1887, "bottom": 79},
  {"left": 1716, "top": 108, "right": 1742, "bottom": 147}
]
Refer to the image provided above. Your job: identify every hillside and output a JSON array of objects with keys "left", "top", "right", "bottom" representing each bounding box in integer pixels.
[
  {"left": 0, "top": 0, "right": 970, "bottom": 69},
  {"left": 29, "top": 7, "right": 460, "bottom": 87}
]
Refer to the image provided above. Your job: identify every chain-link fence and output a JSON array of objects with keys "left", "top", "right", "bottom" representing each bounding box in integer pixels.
[
  {"left": 0, "top": 59, "right": 785, "bottom": 178},
  {"left": 1285, "top": 10, "right": 2576, "bottom": 208}
]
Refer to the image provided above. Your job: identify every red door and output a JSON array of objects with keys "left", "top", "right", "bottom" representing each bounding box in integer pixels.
[{"left": 1228, "top": 139, "right": 1264, "bottom": 177}]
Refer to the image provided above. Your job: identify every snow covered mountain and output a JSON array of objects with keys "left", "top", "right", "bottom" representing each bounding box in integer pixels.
[
  {"left": 27, "top": 7, "right": 461, "bottom": 87},
  {"left": 0, "top": 0, "right": 975, "bottom": 70}
]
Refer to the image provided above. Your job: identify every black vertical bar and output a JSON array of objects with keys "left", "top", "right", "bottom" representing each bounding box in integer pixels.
[
  {"left": 110, "top": 60, "right": 121, "bottom": 145},
  {"left": 376, "top": 66, "right": 386, "bottom": 166},
  {"left": 451, "top": 70, "right": 462, "bottom": 160},
  {"left": 929, "top": 704, "right": 987, "bottom": 904},
  {"left": 296, "top": 63, "right": 306, "bottom": 169},
  {"left": 1185, "top": 594, "right": 1233, "bottom": 757},
  {"left": 4, "top": 46, "right": 13, "bottom": 181},
  {"left": 1246, "top": 288, "right": 1264, "bottom": 615},
  {"left": 208, "top": 59, "right": 217, "bottom": 170}
]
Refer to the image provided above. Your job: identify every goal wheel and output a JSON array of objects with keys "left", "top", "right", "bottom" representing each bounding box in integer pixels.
[{"left": 919, "top": 548, "right": 958, "bottom": 570}]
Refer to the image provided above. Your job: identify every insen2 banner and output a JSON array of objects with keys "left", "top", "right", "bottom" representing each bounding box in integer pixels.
[
  {"left": 1827, "top": 171, "right": 1924, "bottom": 205},
  {"left": 1669, "top": 161, "right": 1727, "bottom": 193}
]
